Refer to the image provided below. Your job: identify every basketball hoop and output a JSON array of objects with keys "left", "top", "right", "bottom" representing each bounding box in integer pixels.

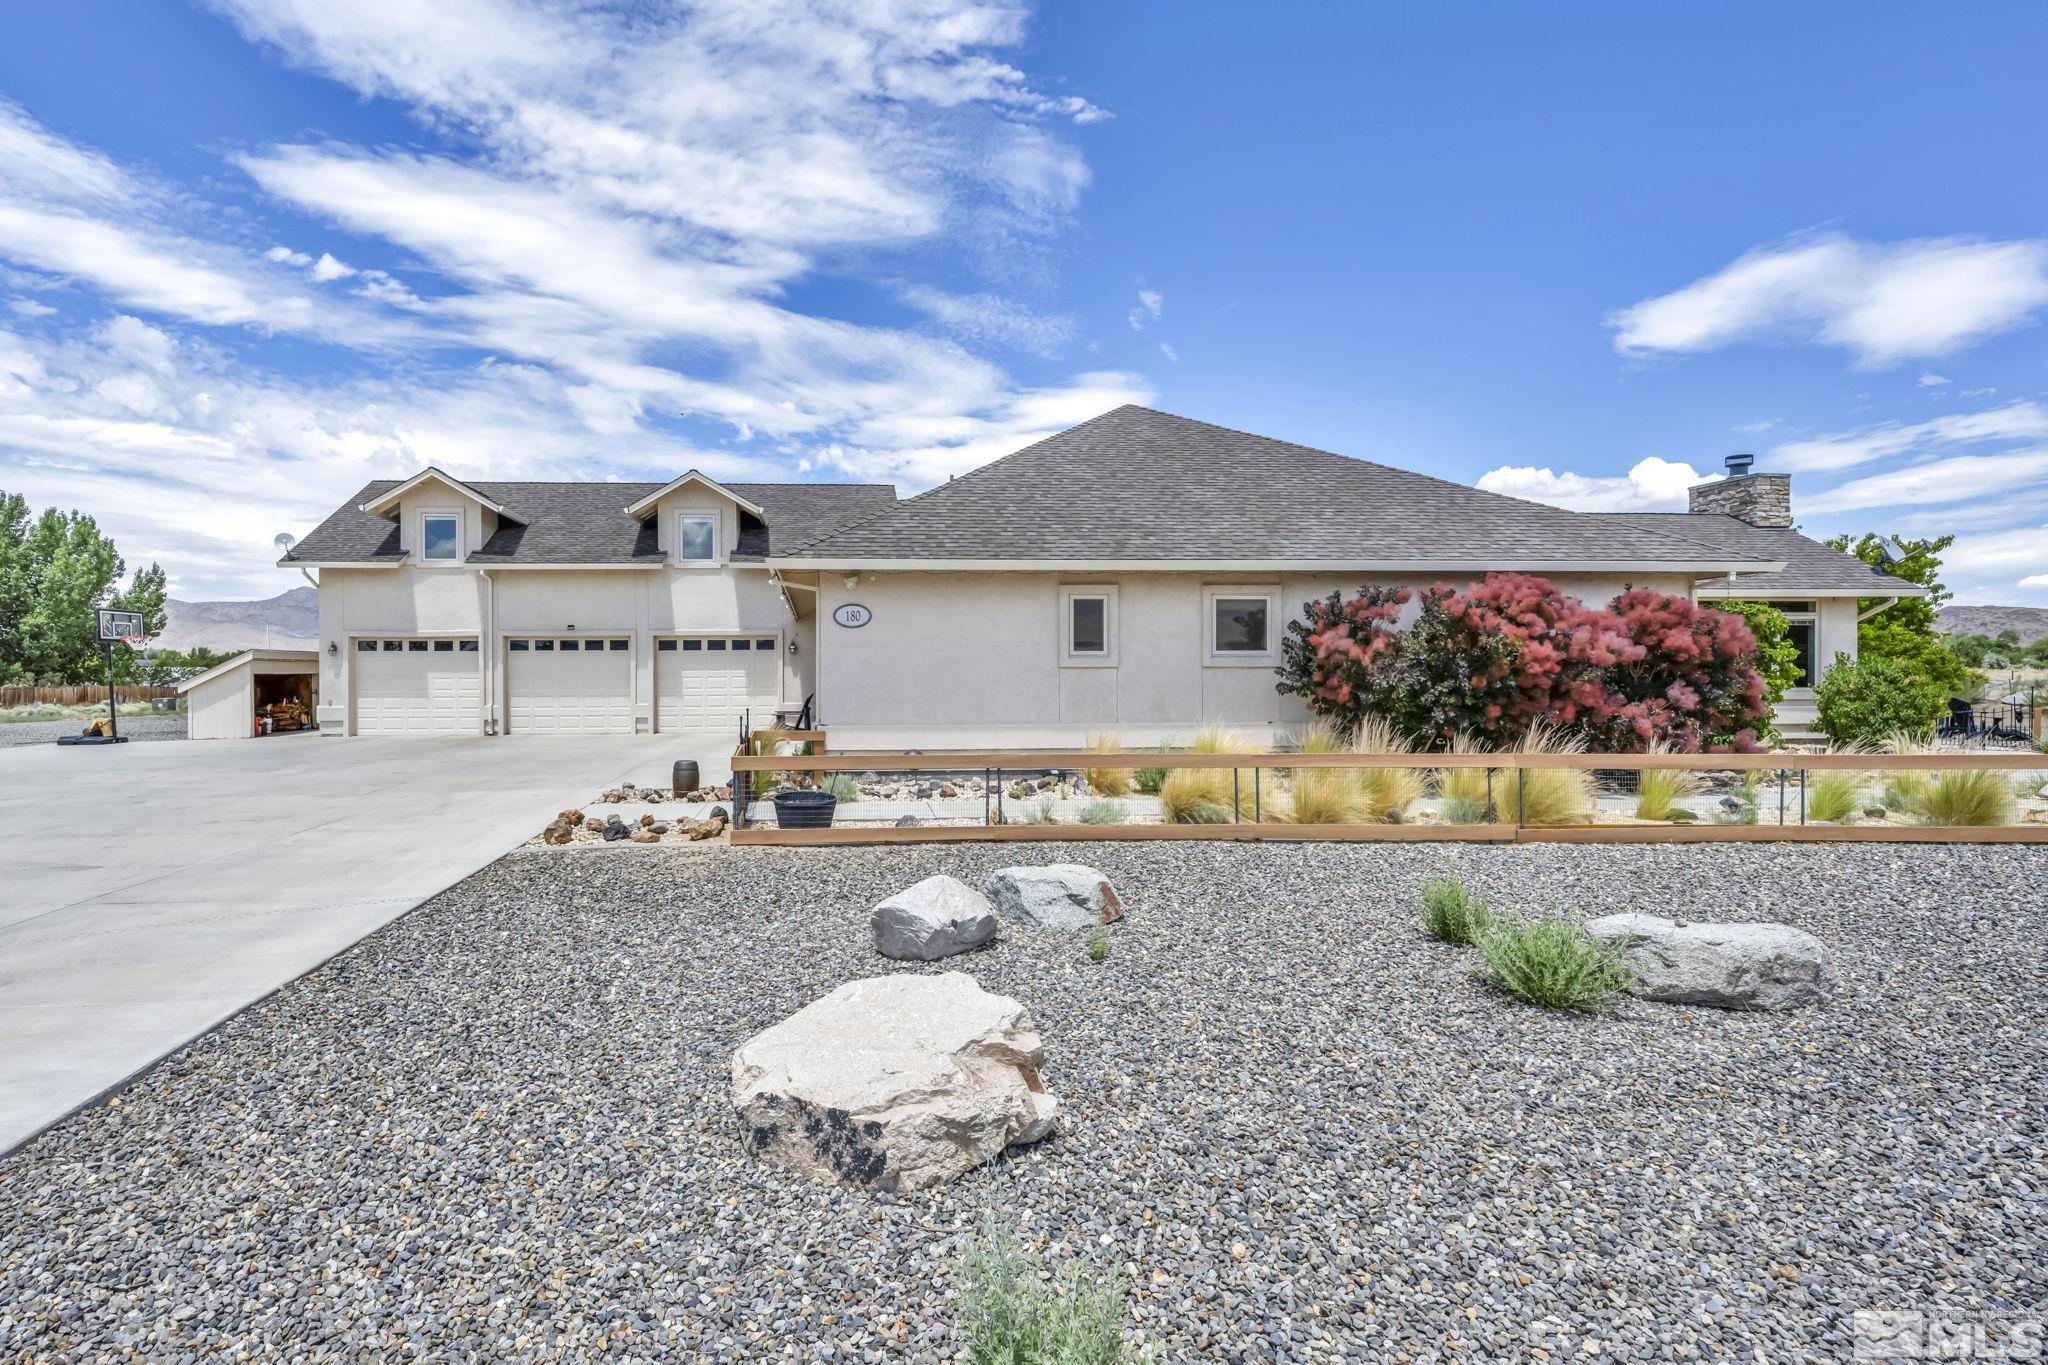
[{"left": 119, "top": 634, "right": 151, "bottom": 650}]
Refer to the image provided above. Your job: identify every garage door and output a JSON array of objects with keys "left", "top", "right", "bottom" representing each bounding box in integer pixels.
[
  {"left": 353, "top": 638, "right": 480, "bottom": 735},
  {"left": 656, "top": 635, "right": 780, "bottom": 731},
  {"left": 506, "top": 636, "right": 634, "bottom": 733}
]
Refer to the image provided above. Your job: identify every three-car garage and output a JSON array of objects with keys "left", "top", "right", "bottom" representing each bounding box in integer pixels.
[{"left": 343, "top": 633, "right": 782, "bottom": 736}]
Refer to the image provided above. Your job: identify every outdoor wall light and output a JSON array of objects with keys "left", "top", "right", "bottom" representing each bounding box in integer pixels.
[
  {"left": 327, "top": 641, "right": 337, "bottom": 656},
  {"left": 844, "top": 572, "right": 859, "bottom": 588},
  {"left": 787, "top": 640, "right": 799, "bottom": 656}
]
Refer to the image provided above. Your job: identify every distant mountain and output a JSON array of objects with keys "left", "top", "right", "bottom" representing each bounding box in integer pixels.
[
  {"left": 1937, "top": 604, "right": 2048, "bottom": 646},
  {"left": 154, "top": 587, "right": 319, "bottom": 653}
]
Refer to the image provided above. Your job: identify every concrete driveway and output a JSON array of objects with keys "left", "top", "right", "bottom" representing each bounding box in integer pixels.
[{"left": 0, "top": 731, "right": 729, "bottom": 1154}]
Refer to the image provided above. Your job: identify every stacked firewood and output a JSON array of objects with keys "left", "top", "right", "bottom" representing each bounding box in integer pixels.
[{"left": 262, "top": 697, "right": 311, "bottom": 731}]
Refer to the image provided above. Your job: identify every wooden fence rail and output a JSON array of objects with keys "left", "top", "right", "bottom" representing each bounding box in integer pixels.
[
  {"left": 729, "top": 744, "right": 2048, "bottom": 847},
  {"left": 0, "top": 684, "right": 177, "bottom": 707}
]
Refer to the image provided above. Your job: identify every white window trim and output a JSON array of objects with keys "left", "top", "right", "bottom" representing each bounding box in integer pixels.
[
  {"left": 1777, "top": 604, "right": 1821, "bottom": 696},
  {"left": 1060, "top": 585, "right": 1117, "bottom": 667},
  {"left": 1204, "top": 585, "right": 1279, "bottom": 665},
  {"left": 674, "top": 511, "right": 721, "bottom": 567},
  {"left": 418, "top": 508, "right": 463, "bottom": 565}
]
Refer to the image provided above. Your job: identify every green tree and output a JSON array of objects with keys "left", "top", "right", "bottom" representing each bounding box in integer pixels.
[
  {"left": 108, "top": 561, "right": 168, "bottom": 683},
  {"left": 1824, "top": 532, "right": 1979, "bottom": 699},
  {"left": 0, "top": 492, "right": 143, "bottom": 684},
  {"left": 1715, "top": 601, "right": 1801, "bottom": 745},
  {"left": 141, "top": 645, "right": 231, "bottom": 686}
]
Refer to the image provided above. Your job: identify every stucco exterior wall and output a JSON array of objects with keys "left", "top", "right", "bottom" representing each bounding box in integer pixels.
[{"left": 815, "top": 570, "right": 1700, "bottom": 747}]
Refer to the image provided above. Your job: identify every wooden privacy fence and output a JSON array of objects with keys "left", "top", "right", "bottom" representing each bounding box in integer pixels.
[
  {"left": 0, "top": 684, "right": 177, "bottom": 707},
  {"left": 728, "top": 745, "right": 2048, "bottom": 846}
]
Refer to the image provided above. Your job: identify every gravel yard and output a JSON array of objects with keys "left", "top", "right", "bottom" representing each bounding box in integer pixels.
[
  {"left": 2, "top": 841, "right": 2043, "bottom": 1361},
  {"left": 0, "top": 713, "right": 186, "bottom": 748}
]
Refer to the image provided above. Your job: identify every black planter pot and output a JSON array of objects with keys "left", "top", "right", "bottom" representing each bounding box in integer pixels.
[{"left": 772, "top": 790, "right": 838, "bottom": 828}]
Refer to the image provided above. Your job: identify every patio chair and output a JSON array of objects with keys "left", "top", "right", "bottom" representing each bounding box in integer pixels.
[
  {"left": 774, "top": 693, "right": 815, "bottom": 731},
  {"left": 1944, "top": 699, "right": 1975, "bottom": 742}
]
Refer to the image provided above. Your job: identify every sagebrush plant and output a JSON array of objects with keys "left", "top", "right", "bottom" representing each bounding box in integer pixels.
[
  {"left": 1281, "top": 719, "right": 1366, "bottom": 825},
  {"left": 1478, "top": 915, "right": 1633, "bottom": 1012},
  {"left": 957, "top": 1211, "right": 1135, "bottom": 1364},
  {"left": 1076, "top": 799, "right": 1124, "bottom": 825},
  {"left": 1085, "top": 925, "right": 1110, "bottom": 963},
  {"left": 1631, "top": 743, "right": 1703, "bottom": 821},
  {"left": 820, "top": 773, "right": 861, "bottom": 802},
  {"left": 1916, "top": 768, "right": 2016, "bottom": 827},
  {"left": 1502, "top": 722, "right": 1594, "bottom": 825},
  {"left": 1080, "top": 732, "right": 1133, "bottom": 798},
  {"left": 1418, "top": 878, "right": 1492, "bottom": 945},
  {"left": 1158, "top": 725, "right": 1259, "bottom": 822},
  {"left": 1351, "top": 714, "right": 1422, "bottom": 821},
  {"left": 1439, "top": 795, "right": 1488, "bottom": 825}
]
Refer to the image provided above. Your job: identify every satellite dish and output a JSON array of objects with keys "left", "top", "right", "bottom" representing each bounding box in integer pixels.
[{"left": 273, "top": 532, "right": 296, "bottom": 552}]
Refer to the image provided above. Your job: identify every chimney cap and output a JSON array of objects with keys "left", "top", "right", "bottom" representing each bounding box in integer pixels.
[{"left": 1725, "top": 452, "right": 1755, "bottom": 476}]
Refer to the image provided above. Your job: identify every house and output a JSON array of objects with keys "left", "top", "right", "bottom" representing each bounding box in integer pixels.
[{"left": 281, "top": 405, "right": 1919, "bottom": 744}]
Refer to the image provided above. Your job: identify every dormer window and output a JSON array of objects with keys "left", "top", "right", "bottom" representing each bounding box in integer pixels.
[
  {"left": 677, "top": 513, "right": 717, "bottom": 563},
  {"left": 421, "top": 514, "right": 460, "bottom": 562}
]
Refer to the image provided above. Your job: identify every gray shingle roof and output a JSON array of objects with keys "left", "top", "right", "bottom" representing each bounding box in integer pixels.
[
  {"left": 776, "top": 406, "right": 1762, "bottom": 567},
  {"left": 1602, "top": 513, "right": 1927, "bottom": 596},
  {"left": 286, "top": 479, "right": 896, "bottom": 566}
]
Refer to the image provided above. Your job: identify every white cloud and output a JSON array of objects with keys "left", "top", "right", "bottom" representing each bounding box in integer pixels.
[
  {"left": 1917, "top": 372, "right": 1949, "bottom": 387},
  {"left": 1804, "top": 449, "right": 2048, "bottom": 514},
  {"left": 1769, "top": 401, "right": 2048, "bottom": 473},
  {"left": 1607, "top": 231, "right": 2048, "bottom": 367},
  {"left": 1158, "top": 341, "right": 1177, "bottom": 363},
  {"left": 1475, "top": 456, "right": 1716, "bottom": 512},
  {"left": 1128, "top": 287, "right": 1162, "bottom": 332},
  {"left": 0, "top": 3, "right": 1138, "bottom": 596},
  {"left": 1943, "top": 524, "right": 2048, "bottom": 590}
]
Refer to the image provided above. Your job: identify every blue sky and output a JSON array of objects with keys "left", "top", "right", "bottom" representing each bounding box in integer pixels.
[{"left": 2, "top": 2, "right": 2045, "bottom": 602}]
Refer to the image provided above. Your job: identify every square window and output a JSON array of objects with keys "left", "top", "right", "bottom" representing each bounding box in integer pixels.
[
  {"left": 356, "top": 640, "right": 376, "bottom": 652},
  {"left": 509, "top": 639, "right": 529, "bottom": 651},
  {"left": 682, "top": 639, "right": 702, "bottom": 651},
  {"left": 382, "top": 640, "right": 401, "bottom": 652},
  {"left": 708, "top": 638, "right": 727, "bottom": 650},
  {"left": 677, "top": 514, "right": 716, "bottom": 562},
  {"left": 609, "top": 639, "right": 629, "bottom": 651},
  {"left": 407, "top": 640, "right": 428, "bottom": 651},
  {"left": 732, "top": 639, "right": 751, "bottom": 651},
  {"left": 458, "top": 640, "right": 478, "bottom": 652},
  {"left": 432, "top": 639, "right": 454, "bottom": 652},
  {"left": 535, "top": 639, "right": 555, "bottom": 652},
  {"left": 1070, "top": 596, "right": 1107, "bottom": 654},
  {"left": 1213, "top": 596, "right": 1270, "bottom": 654},
  {"left": 421, "top": 514, "right": 459, "bottom": 562},
  {"left": 658, "top": 639, "right": 678, "bottom": 652},
  {"left": 560, "top": 639, "right": 580, "bottom": 651}
]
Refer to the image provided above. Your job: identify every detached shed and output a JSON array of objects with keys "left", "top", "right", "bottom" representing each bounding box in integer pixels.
[{"left": 177, "top": 650, "right": 321, "bottom": 740}]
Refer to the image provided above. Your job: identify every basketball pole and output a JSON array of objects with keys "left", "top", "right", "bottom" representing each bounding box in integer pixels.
[{"left": 103, "top": 639, "right": 118, "bottom": 741}]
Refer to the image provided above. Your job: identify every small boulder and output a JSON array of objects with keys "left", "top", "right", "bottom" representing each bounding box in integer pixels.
[
  {"left": 707, "top": 805, "right": 729, "bottom": 822},
  {"left": 938, "top": 784, "right": 958, "bottom": 798},
  {"left": 688, "top": 814, "right": 727, "bottom": 840},
  {"left": 732, "top": 973, "right": 1058, "bottom": 1191},
  {"left": 872, "top": 875, "right": 998, "bottom": 960},
  {"left": 894, "top": 814, "right": 923, "bottom": 827},
  {"left": 629, "top": 828, "right": 660, "bottom": 844},
  {"left": 648, "top": 822, "right": 669, "bottom": 835},
  {"left": 1863, "top": 805, "right": 1887, "bottom": 820},
  {"left": 984, "top": 864, "right": 1123, "bottom": 930},
  {"left": 639, "top": 813, "right": 656, "bottom": 827},
  {"left": 602, "top": 816, "right": 632, "bottom": 842},
  {"left": 541, "top": 819, "right": 575, "bottom": 846},
  {"left": 1586, "top": 914, "right": 1826, "bottom": 1011},
  {"left": 557, "top": 807, "right": 584, "bottom": 824},
  {"left": 583, "top": 816, "right": 605, "bottom": 832}
]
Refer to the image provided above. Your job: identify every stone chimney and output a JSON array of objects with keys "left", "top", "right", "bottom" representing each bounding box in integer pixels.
[{"left": 1688, "top": 453, "right": 1791, "bottom": 528}]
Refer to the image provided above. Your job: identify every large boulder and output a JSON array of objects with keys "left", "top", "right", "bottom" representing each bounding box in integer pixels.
[
  {"left": 1586, "top": 914, "right": 1826, "bottom": 1011},
  {"left": 731, "top": 974, "right": 1058, "bottom": 1191},
  {"left": 871, "top": 875, "right": 997, "bottom": 960},
  {"left": 983, "top": 864, "right": 1124, "bottom": 930}
]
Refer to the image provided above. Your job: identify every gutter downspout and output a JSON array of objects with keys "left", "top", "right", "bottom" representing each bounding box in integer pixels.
[
  {"left": 299, "top": 568, "right": 319, "bottom": 590},
  {"left": 1856, "top": 596, "right": 1900, "bottom": 623},
  {"left": 482, "top": 568, "right": 499, "bottom": 735}
]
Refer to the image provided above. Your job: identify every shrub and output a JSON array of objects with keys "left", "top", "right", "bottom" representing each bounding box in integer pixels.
[
  {"left": 957, "top": 1211, "right": 1132, "bottom": 1364},
  {"left": 1133, "top": 749, "right": 1168, "bottom": 795},
  {"left": 1816, "top": 654, "right": 1946, "bottom": 745},
  {"left": 1158, "top": 725, "right": 1259, "bottom": 822},
  {"left": 1180, "top": 801, "right": 1232, "bottom": 824},
  {"left": 821, "top": 773, "right": 861, "bottom": 802},
  {"left": 1418, "top": 878, "right": 1492, "bottom": 944},
  {"left": 1502, "top": 722, "right": 1594, "bottom": 825},
  {"left": 1478, "top": 916, "right": 1633, "bottom": 1012},
  {"left": 1878, "top": 733, "right": 1934, "bottom": 816},
  {"left": 1351, "top": 714, "right": 1422, "bottom": 821},
  {"left": 1277, "top": 575, "right": 1767, "bottom": 752},
  {"left": 1281, "top": 720, "right": 1367, "bottom": 825},
  {"left": 1085, "top": 925, "right": 1110, "bottom": 963},
  {"left": 1080, "top": 732, "right": 1133, "bottom": 798},
  {"left": 1916, "top": 769, "right": 2016, "bottom": 827},
  {"left": 1432, "top": 730, "right": 1493, "bottom": 820},
  {"left": 1017, "top": 797, "right": 1059, "bottom": 825},
  {"left": 1440, "top": 796, "right": 1489, "bottom": 824},
  {"left": 1715, "top": 770, "right": 1761, "bottom": 825},
  {"left": 1632, "top": 744, "right": 1703, "bottom": 821},
  {"left": 1714, "top": 601, "right": 1802, "bottom": 742},
  {"left": 1076, "top": 799, "right": 1124, "bottom": 825}
]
